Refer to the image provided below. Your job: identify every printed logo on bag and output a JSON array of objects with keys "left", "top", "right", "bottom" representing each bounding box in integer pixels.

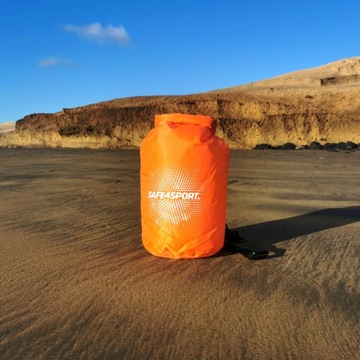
[
  {"left": 147, "top": 166, "right": 205, "bottom": 227},
  {"left": 148, "top": 191, "right": 201, "bottom": 200}
]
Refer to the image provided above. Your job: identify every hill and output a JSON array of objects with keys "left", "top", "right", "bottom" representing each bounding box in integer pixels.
[
  {"left": 1, "top": 57, "right": 360, "bottom": 149},
  {"left": 0, "top": 122, "right": 15, "bottom": 134}
]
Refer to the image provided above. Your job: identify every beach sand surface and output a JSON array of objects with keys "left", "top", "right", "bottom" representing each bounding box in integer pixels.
[{"left": 0, "top": 148, "right": 359, "bottom": 359}]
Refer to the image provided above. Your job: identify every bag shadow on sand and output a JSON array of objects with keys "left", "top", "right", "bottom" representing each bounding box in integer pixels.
[{"left": 224, "top": 206, "right": 360, "bottom": 260}]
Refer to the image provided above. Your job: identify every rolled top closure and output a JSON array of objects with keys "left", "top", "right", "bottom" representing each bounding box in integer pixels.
[{"left": 155, "top": 113, "right": 216, "bottom": 134}]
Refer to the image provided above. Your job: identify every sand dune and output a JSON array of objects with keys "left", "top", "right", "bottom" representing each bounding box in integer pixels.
[
  {"left": 219, "top": 56, "right": 360, "bottom": 89},
  {"left": 0, "top": 122, "right": 15, "bottom": 134},
  {"left": 0, "top": 149, "right": 359, "bottom": 359}
]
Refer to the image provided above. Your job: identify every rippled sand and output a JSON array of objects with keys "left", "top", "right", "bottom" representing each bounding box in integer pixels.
[{"left": 1, "top": 148, "right": 359, "bottom": 359}]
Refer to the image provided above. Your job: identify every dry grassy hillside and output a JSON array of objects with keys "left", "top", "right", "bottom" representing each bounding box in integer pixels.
[{"left": 1, "top": 57, "right": 360, "bottom": 149}]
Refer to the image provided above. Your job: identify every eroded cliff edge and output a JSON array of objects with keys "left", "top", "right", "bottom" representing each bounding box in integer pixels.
[{"left": 2, "top": 57, "right": 360, "bottom": 149}]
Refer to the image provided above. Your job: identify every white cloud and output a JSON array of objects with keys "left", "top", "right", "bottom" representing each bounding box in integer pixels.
[
  {"left": 38, "top": 56, "right": 75, "bottom": 68},
  {"left": 63, "top": 22, "right": 131, "bottom": 45}
]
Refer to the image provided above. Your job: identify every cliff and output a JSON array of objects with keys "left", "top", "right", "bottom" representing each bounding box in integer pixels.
[{"left": 1, "top": 57, "right": 360, "bottom": 149}]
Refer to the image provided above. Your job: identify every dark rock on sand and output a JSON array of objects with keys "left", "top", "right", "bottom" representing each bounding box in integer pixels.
[
  {"left": 254, "top": 143, "right": 272, "bottom": 150},
  {"left": 280, "top": 142, "right": 296, "bottom": 150},
  {"left": 309, "top": 141, "right": 324, "bottom": 150}
]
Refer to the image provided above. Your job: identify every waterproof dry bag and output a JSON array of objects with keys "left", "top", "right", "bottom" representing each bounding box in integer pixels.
[{"left": 140, "top": 113, "right": 229, "bottom": 259}]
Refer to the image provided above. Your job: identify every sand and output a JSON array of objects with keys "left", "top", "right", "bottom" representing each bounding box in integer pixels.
[
  {"left": 0, "top": 122, "right": 15, "bottom": 135},
  {"left": 0, "top": 148, "right": 359, "bottom": 360}
]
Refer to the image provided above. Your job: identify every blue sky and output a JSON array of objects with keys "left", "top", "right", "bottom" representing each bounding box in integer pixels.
[{"left": 1, "top": 0, "right": 359, "bottom": 124}]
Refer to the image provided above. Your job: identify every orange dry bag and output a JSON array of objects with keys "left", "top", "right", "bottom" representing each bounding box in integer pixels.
[{"left": 140, "top": 113, "right": 229, "bottom": 259}]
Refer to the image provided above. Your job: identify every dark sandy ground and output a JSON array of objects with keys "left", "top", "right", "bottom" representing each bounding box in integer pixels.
[{"left": 0, "top": 148, "right": 359, "bottom": 359}]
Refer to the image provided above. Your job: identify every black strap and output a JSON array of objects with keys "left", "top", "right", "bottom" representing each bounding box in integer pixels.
[{"left": 224, "top": 224, "right": 269, "bottom": 260}]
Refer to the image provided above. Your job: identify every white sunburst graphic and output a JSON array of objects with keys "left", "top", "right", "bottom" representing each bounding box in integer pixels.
[{"left": 148, "top": 165, "right": 205, "bottom": 231}]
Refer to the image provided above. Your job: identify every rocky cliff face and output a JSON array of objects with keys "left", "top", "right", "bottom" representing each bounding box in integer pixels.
[{"left": 2, "top": 57, "right": 360, "bottom": 149}]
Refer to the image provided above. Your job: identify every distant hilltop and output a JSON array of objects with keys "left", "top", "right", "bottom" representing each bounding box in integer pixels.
[
  {"left": 1, "top": 57, "right": 360, "bottom": 149},
  {"left": 0, "top": 122, "right": 15, "bottom": 134}
]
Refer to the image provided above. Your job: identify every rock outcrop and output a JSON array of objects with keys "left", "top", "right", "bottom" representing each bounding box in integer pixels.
[{"left": 1, "top": 57, "right": 360, "bottom": 149}]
